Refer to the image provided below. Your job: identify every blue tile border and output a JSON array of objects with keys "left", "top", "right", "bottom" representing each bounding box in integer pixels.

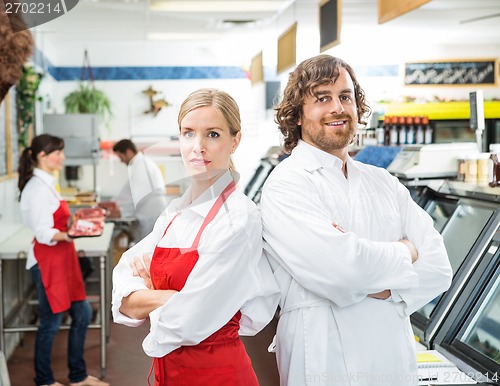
[
  {"left": 31, "top": 48, "right": 398, "bottom": 81},
  {"left": 53, "top": 65, "right": 249, "bottom": 81},
  {"left": 41, "top": 65, "right": 248, "bottom": 81}
]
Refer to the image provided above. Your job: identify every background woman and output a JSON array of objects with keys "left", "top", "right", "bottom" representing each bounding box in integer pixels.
[
  {"left": 112, "top": 88, "right": 279, "bottom": 386},
  {"left": 18, "top": 134, "right": 109, "bottom": 386}
]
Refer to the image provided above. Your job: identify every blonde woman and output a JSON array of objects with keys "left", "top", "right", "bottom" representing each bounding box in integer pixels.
[{"left": 112, "top": 88, "right": 279, "bottom": 386}]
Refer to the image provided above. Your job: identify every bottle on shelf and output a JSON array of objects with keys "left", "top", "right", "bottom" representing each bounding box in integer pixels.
[
  {"left": 406, "top": 116, "right": 415, "bottom": 145},
  {"left": 489, "top": 144, "right": 500, "bottom": 187},
  {"left": 376, "top": 118, "right": 385, "bottom": 145},
  {"left": 423, "top": 116, "right": 433, "bottom": 144},
  {"left": 383, "top": 115, "right": 391, "bottom": 146},
  {"left": 398, "top": 116, "right": 407, "bottom": 145},
  {"left": 415, "top": 116, "right": 424, "bottom": 145},
  {"left": 390, "top": 116, "right": 399, "bottom": 145}
]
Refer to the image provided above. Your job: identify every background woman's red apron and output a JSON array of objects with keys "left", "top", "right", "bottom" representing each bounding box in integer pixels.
[{"left": 33, "top": 199, "right": 86, "bottom": 314}]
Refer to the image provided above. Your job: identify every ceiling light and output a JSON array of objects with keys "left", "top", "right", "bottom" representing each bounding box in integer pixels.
[
  {"left": 147, "top": 32, "right": 222, "bottom": 41},
  {"left": 150, "top": 1, "right": 286, "bottom": 13}
]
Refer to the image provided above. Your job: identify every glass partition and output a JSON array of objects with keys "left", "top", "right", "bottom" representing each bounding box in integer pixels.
[
  {"left": 417, "top": 202, "right": 495, "bottom": 319},
  {"left": 424, "top": 198, "right": 458, "bottom": 233},
  {"left": 459, "top": 273, "right": 500, "bottom": 364}
]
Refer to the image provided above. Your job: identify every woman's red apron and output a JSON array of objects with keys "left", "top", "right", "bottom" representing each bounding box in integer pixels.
[
  {"left": 149, "top": 181, "right": 259, "bottom": 386},
  {"left": 33, "top": 196, "right": 86, "bottom": 314}
]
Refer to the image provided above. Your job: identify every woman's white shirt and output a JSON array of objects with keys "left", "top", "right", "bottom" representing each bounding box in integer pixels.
[
  {"left": 112, "top": 171, "right": 280, "bottom": 357},
  {"left": 20, "top": 168, "right": 62, "bottom": 270}
]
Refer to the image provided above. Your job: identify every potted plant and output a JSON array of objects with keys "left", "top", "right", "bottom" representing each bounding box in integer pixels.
[
  {"left": 63, "top": 82, "right": 112, "bottom": 128},
  {"left": 63, "top": 50, "right": 112, "bottom": 129},
  {"left": 16, "top": 65, "right": 43, "bottom": 148}
]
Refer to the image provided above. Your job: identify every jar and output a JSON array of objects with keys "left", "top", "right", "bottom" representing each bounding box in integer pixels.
[
  {"left": 464, "top": 154, "right": 478, "bottom": 184},
  {"left": 456, "top": 156, "right": 466, "bottom": 182},
  {"left": 477, "top": 153, "right": 490, "bottom": 186}
]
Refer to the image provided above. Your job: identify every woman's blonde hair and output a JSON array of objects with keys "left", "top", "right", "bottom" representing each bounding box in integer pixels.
[{"left": 178, "top": 88, "right": 241, "bottom": 176}]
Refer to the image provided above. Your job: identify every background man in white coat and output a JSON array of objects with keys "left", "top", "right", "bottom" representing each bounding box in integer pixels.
[
  {"left": 260, "top": 54, "right": 453, "bottom": 386},
  {"left": 112, "top": 139, "right": 168, "bottom": 240}
]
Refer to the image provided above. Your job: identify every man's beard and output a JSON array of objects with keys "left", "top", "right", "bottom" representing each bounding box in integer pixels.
[{"left": 302, "top": 115, "right": 357, "bottom": 153}]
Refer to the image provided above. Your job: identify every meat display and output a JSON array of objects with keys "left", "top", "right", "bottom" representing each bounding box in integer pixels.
[
  {"left": 75, "top": 207, "right": 106, "bottom": 221},
  {"left": 98, "top": 201, "right": 120, "bottom": 218},
  {"left": 68, "top": 208, "right": 105, "bottom": 238}
]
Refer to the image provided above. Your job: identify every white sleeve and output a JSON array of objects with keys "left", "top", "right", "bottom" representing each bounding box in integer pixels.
[
  {"left": 113, "top": 183, "right": 135, "bottom": 218},
  {"left": 391, "top": 181, "right": 453, "bottom": 316},
  {"left": 111, "top": 213, "right": 167, "bottom": 327},
  {"left": 148, "top": 159, "right": 166, "bottom": 191},
  {"left": 128, "top": 155, "right": 165, "bottom": 207},
  {"left": 261, "top": 172, "right": 418, "bottom": 308},
  {"left": 238, "top": 248, "right": 280, "bottom": 336},
  {"left": 142, "top": 207, "right": 279, "bottom": 357},
  {"left": 21, "top": 184, "right": 58, "bottom": 246}
]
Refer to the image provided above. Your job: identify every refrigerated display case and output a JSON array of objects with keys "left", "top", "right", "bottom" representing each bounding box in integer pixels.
[
  {"left": 432, "top": 231, "right": 500, "bottom": 383},
  {"left": 244, "top": 146, "right": 285, "bottom": 204},
  {"left": 411, "top": 184, "right": 500, "bottom": 348}
]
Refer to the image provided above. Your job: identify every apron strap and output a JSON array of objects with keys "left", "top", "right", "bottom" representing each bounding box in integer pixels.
[
  {"left": 147, "top": 359, "right": 155, "bottom": 386},
  {"left": 161, "top": 213, "right": 180, "bottom": 238},
  {"left": 190, "top": 180, "right": 236, "bottom": 250}
]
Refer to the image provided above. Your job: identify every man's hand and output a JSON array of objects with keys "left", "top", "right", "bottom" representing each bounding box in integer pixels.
[
  {"left": 399, "top": 239, "right": 418, "bottom": 263},
  {"left": 368, "top": 289, "right": 391, "bottom": 300},
  {"left": 130, "top": 254, "right": 153, "bottom": 289}
]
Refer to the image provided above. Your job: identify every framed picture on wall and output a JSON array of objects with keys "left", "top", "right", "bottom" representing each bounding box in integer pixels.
[
  {"left": 250, "top": 51, "right": 264, "bottom": 86},
  {"left": 405, "top": 59, "right": 498, "bottom": 86},
  {"left": 320, "top": 0, "right": 341, "bottom": 52},
  {"left": 378, "top": 0, "right": 432, "bottom": 24},
  {"left": 277, "top": 22, "right": 297, "bottom": 74}
]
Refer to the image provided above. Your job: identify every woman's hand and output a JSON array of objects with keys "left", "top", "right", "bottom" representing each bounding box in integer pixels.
[
  {"left": 120, "top": 253, "right": 178, "bottom": 319},
  {"left": 130, "top": 254, "right": 153, "bottom": 289}
]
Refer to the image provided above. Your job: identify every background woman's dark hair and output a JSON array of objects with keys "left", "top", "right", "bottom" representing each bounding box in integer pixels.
[
  {"left": 275, "top": 54, "right": 371, "bottom": 153},
  {"left": 18, "top": 134, "right": 64, "bottom": 197}
]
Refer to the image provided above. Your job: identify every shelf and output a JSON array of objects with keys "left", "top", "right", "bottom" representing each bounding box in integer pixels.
[{"left": 378, "top": 101, "right": 500, "bottom": 120}]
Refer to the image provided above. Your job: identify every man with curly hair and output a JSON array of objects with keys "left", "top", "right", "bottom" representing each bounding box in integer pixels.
[
  {"left": 260, "top": 54, "right": 452, "bottom": 386},
  {"left": 0, "top": 3, "right": 34, "bottom": 102}
]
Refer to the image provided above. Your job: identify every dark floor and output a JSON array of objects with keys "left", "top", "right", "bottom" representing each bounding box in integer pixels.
[{"left": 6, "top": 316, "right": 280, "bottom": 386}]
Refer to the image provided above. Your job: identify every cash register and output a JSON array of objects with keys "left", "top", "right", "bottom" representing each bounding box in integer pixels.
[{"left": 387, "top": 142, "right": 478, "bottom": 179}]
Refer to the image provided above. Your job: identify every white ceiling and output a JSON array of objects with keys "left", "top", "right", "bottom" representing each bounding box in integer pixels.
[{"left": 35, "top": 0, "right": 500, "bottom": 62}]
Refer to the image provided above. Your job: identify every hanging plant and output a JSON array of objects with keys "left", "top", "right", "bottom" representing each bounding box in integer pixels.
[
  {"left": 16, "top": 64, "right": 43, "bottom": 148},
  {"left": 64, "top": 82, "right": 112, "bottom": 123},
  {"left": 63, "top": 50, "right": 113, "bottom": 130}
]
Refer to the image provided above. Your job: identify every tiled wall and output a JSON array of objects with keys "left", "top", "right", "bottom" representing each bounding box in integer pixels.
[{"left": 0, "top": 178, "right": 22, "bottom": 224}]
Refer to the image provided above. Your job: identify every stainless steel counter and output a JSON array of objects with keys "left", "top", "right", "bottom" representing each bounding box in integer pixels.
[{"left": 0, "top": 222, "right": 115, "bottom": 378}]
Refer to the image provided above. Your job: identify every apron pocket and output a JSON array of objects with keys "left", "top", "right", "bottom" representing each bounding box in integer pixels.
[{"left": 179, "top": 365, "right": 235, "bottom": 386}]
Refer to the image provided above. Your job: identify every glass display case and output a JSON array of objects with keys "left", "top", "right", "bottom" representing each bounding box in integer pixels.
[
  {"left": 423, "top": 195, "right": 459, "bottom": 233},
  {"left": 459, "top": 274, "right": 500, "bottom": 365},
  {"left": 244, "top": 147, "right": 285, "bottom": 204},
  {"left": 433, "top": 231, "right": 500, "bottom": 383},
  {"left": 411, "top": 189, "right": 500, "bottom": 348},
  {"left": 244, "top": 158, "right": 275, "bottom": 204}
]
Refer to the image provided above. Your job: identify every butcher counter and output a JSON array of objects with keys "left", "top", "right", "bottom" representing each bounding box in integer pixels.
[{"left": 0, "top": 222, "right": 115, "bottom": 378}]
